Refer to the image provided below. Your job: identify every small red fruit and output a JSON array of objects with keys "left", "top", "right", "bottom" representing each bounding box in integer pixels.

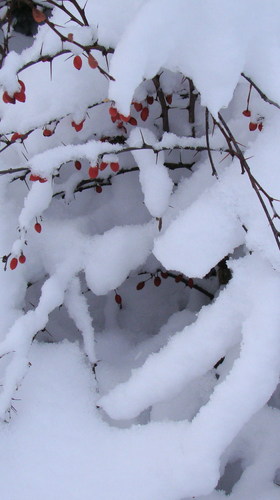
[
  {"left": 74, "top": 160, "right": 82, "bottom": 170},
  {"left": 11, "top": 133, "right": 22, "bottom": 142},
  {"left": 73, "top": 55, "right": 82, "bottom": 70},
  {"left": 96, "top": 185, "right": 102, "bottom": 193},
  {"left": 2, "top": 91, "right": 15, "bottom": 104},
  {"left": 133, "top": 102, "right": 143, "bottom": 112},
  {"left": 175, "top": 274, "right": 183, "bottom": 283},
  {"left": 154, "top": 276, "right": 161, "bottom": 287},
  {"left": 119, "top": 114, "right": 131, "bottom": 122},
  {"left": 30, "top": 174, "right": 40, "bottom": 182},
  {"left": 166, "top": 94, "right": 172, "bottom": 105},
  {"left": 128, "top": 117, "right": 137, "bottom": 126},
  {"left": 10, "top": 257, "right": 18, "bottom": 270},
  {"left": 110, "top": 162, "right": 120, "bottom": 173},
  {"left": 88, "top": 54, "right": 98, "bottom": 69},
  {"left": 18, "top": 80, "right": 25, "bottom": 92},
  {"left": 14, "top": 89, "right": 26, "bottom": 102},
  {"left": 67, "top": 33, "right": 74, "bottom": 42},
  {"left": 88, "top": 166, "right": 99, "bottom": 179},
  {"left": 242, "top": 109, "right": 251, "bottom": 117},
  {"left": 115, "top": 294, "right": 122, "bottom": 305},
  {"left": 147, "top": 96, "right": 154, "bottom": 105},
  {"left": 19, "top": 254, "right": 26, "bottom": 264},
  {"left": 43, "top": 128, "right": 53, "bottom": 137},
  {"left": 34, "top": 222, "right": 42, "bottom": 233},
  {"left": 136, "top": 281, "right": 145, "bottom": 290},
  {"left": 249, "top": 122, "right": 257, "bottom": 131},
  {"left": 161, "top": 271, "right": 168, "bottom": 279},
  {"left": 38, "top": 177, "right": 47, "bottom": 183},
  {"left": 99, "top": 161, "right": 108, "bottom": 171},
  {"left": 109, "top": 107, "right": 118, "bottom": 118},
  {"left": 71, "top": 120, "right": 85, "bottom": 132},
  {"left": 32, "top": 7, "right": 46, "bottom": 23},
  {"left": 258, "top": 122, "right": 263, "bottom": 131},
  {"left": 188, "top": 278, "right": 194, "bottom": 288},
  {"left": 140, "top": 107, "right": 149, "bottom": 121}
]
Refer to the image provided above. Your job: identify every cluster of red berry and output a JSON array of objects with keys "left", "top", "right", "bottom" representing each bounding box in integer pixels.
[
  {"left": 73, "top": 54, "right": 98, "bottom": 71},
  {"left": 2, "top": 80, "right": 26, "bottom": 104},
  {"left": 88, "top": 160, "right": 120, "bottom": 179},
  {"left": 29, "top": 174, "right": 48, "bottom": 183},
  {"left": 242, "top": 109, "right": 263, "bottom": 131},
  {"left": 135, "top": 271, "right": 194, "bottom": 290}
]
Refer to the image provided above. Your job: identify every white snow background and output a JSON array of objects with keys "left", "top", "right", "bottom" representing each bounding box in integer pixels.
[{"left": 0, "top": 1, "right": 279, "bottom": 499}]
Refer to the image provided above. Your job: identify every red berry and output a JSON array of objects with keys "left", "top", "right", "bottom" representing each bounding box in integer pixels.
[
  {"left": 136, "top": 281, "right": 145, "bottom": 290},
  {"left": 147, "top": 96, "right": 154, "bottom": 105},
  {"left": 18, "top": 80, "right": 25, "bottom": 92},
  {"left": 154, "top": 276, "right": 161, "bottom": 287},
  {"left": 161, "top": 271, "right": 168, "bottom": 279},
  {"left": 119, "top": 114, "right": 131, "bottom": 122},
  {"left": 10, "top": 257, "right": 18, "bottom": 270},
  {"left": 133, "top": 102, "right": 143, "bottom": 112},
  {"left": 88, "top": 166, "right": 99, "bottom": 179},
  {"left": 258, "top": 122, "right": 263, "bottom": 131},
  {"left": 19, "top": 254, "right": 26, "bottom": 264},
  {"left": 128, "top": 117, "right": 137, "bottom": 126},
  {"left": 2, "top": 91, "right": 15, "bottom": 104},
  {"left": 110, "top": 162, "right": 120, "bottom": 173},
  {"left": 96, "top": 185, "right": 102, "bottom": 193},
  {"left": 75, "top": 160, "right": 82, "bottom": 170},
  {"left": 175, "top": 274, "right": 183, "bottom": 283},
  {"left": 166, "top": 94, "right": 172, "bottom": 105},
  {"left": 43, "top": 128, "right": 53, "bottom": 137},
  {"left": 67, "top": 33, "right": 74, "bottom": 42},
  {"left": 34, "top": 222, "right": 42, "bottom": 233},
  {"left": 30, "top": 174, "right": 40, "bottom": 182},
  {"left": 71, "top": 120, "right": 85, "bottom": 132},
  {"left": 14, "top": 89, "right": 26, "bottom": 102},
  {"left": 242, "top": 109, "right": 251, "bottom": 117},
  {"left": 73, "top": 55, "right": 82, "bottom": 70},
  {"left": 38, "top": 177, "right": 47, "bottom": 183},
  {"left": 88, "top": 54, "right": 98, "bottom": 69},
  {"left": 109, "top": 107, "right": 118, "bottom": 118},
  {"left": 140, "top": 107, "right": 149, "bottom": 121},
  {"left": 99, "top": 161, "right": 108, "bottom": 171},
  {"left": 11, "top": 133, "right": 22, "bottom": 142},
  {"left": 249, "top": 122, "right": 257, "bottom": 131},
  {"left": 32, "top": 7, "right": 46, "bottom": 23},
  {"left": 188, "top": 278, "right": 194, "bottom": 288},
  {"left": 115, "top": 294, "right": 122, "bottom": 305}
]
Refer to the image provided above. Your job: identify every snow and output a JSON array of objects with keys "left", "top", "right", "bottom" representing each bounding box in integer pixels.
[
  {"left": 128, "top": 128, "right": 173, "bottom": 217},
  {"left": 108, "top": 0, "right": 277, "bottom": 117},
  {"left": 84, "top": 223, "right": 156, "bottom": 295},
  {"left": 0, "top": 1, "right": 280, "bottom": 499}
]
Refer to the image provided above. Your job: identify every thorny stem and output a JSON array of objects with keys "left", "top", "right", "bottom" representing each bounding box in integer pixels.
[
  {"left": 188, "top": 78, "right": 198, "bottom": 137},
  {"left": 153, "top": 75, "right": 170, "bottom": 133},
  {"left": 218, "top": 112, "right": 280, "bottom": 252},
  {"left": 205, "top": 108, "right": 218, "bottom": 178}
]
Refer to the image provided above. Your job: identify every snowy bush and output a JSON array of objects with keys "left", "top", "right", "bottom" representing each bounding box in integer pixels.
[{"left": 0, "top": 1, "right": 279, "bottom": 499}]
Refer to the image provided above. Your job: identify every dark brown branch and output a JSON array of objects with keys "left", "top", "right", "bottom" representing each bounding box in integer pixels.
[
  {"left": 205, "top": 108, "right": 218, "bottom": 177},
  {"left": 241, "top": 73, "right": 280, "bottom": 111},
  {"left": 153, "top": 75, "right": 170, "bottom": 133},
  {"left": 158, "top": 270, "right": 214, "bottom": 300},
  {"left": 188, "top": 78, "right": 198, "bottom": 137}
]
